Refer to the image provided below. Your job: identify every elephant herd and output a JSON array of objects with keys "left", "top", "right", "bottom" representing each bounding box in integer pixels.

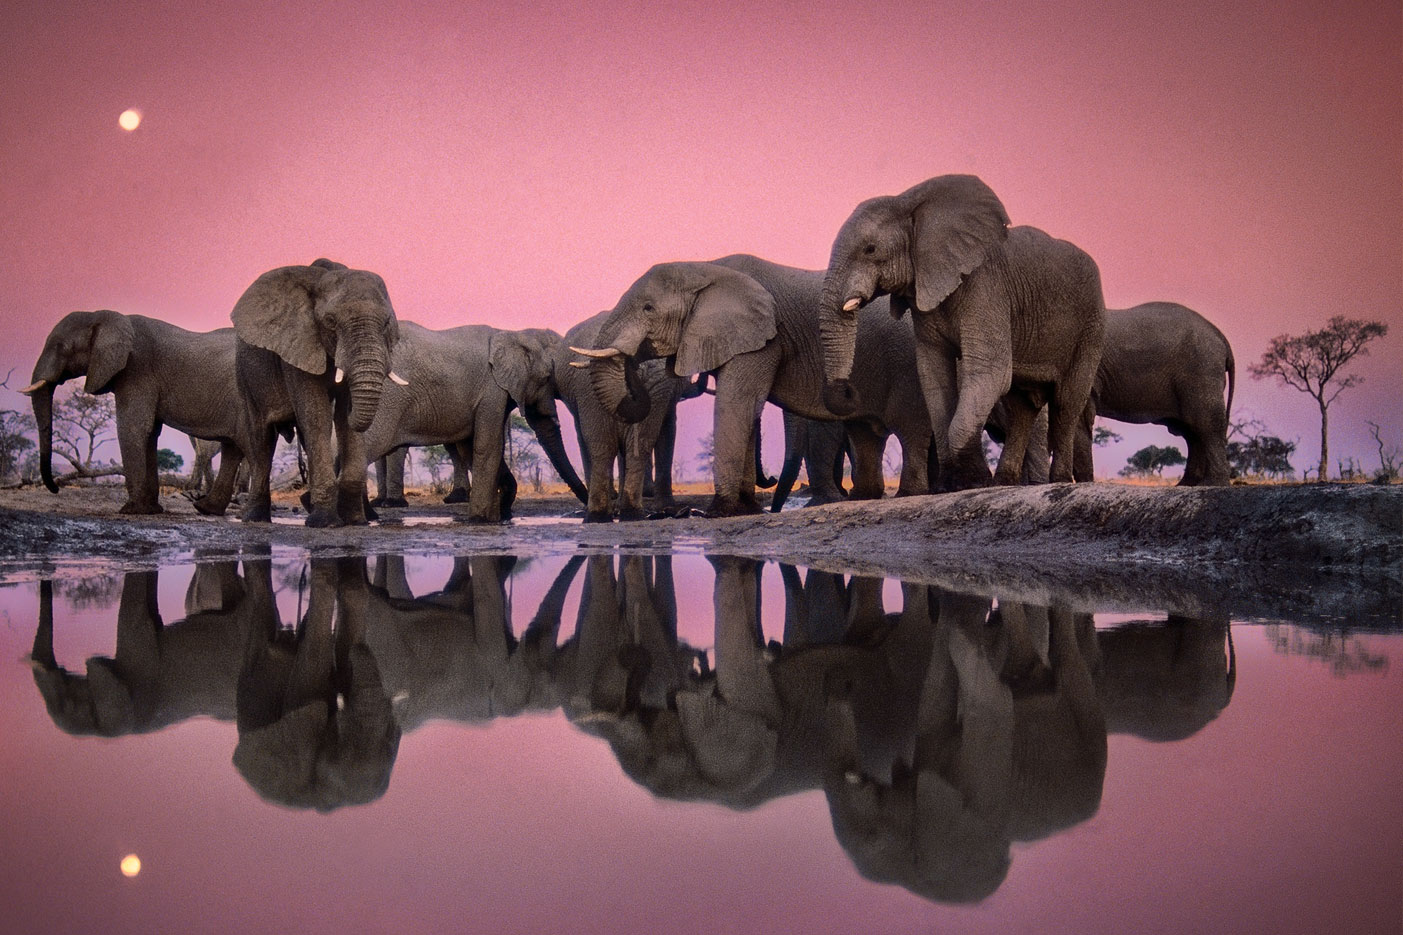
[
  {"left": 32, "top": 554, "right": 1234, "bottom": 901},
  {"left": 22, "top": 173, "right": 1236, "bottom": 525}
]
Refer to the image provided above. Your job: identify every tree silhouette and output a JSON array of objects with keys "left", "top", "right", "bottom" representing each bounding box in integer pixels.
[
  {"left": 1249, "top": 316, "right": 1388, "bottom": 481},
  {"left": 1120, "top": 444, "right": 1186, "bottom": 478}
]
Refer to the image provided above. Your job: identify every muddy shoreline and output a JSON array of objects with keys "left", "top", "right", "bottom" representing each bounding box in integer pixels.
[{"left": 1, "top": 482, "right": 1398, "bottom": 627}]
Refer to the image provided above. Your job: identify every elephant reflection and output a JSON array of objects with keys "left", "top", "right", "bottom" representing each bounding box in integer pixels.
[
  {"left": 29, "top": 555, "right": 400, "bottom": 812},
  {"left": 357, "top": 553, "right": 579, "bottom": 728},
  {"left": 1095, "top": 615, "right": 1235, "bottom": 742}
]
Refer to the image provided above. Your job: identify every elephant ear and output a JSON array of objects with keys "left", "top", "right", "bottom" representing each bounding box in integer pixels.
[
  {"left": 675, "top": 266, "right": 776, "bottom": 377},
  {"left": 84, "top": 310, "right": 135, "bottom": 393},
  {"left": 488, "top": 330, "right": 532, "bottom": 407},
  {"left": 231, "top": 265, "right": 330, "bottom": 375},
  {"left": 910, "top": 175, "right": 1010, "bottom": 313}
]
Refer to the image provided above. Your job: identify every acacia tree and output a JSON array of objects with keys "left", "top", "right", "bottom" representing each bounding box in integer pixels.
[
  {"left": 1249, "top": 316, "right": 1388, "bottom": 481},
  {"left": 1119, "top": 444, "right": 1186, "bottom": 479},
  {"left": 50, "top": 387, "right": 122, "bottom": 481}
]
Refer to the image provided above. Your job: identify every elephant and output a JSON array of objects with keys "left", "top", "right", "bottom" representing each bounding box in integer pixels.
[
  {"left": 189, "top": 433, "right": 251, "bottom": 499},
  {"left": 1076, "top": 302, "right": 1236, "bottom": 486},
  {"left": 233, "top": 555, "right": 401, "bottom": 811},
  {"left": 358, "top": 320, "right": 586, "bottom": 523},
  {"left": 231, "top": 258, "right": 404, "bottom": 526},
  {"left": 22, "top": 311, "right": 246, "bottom": 515},
  {"left": 1095, "top": 615, "right": 1235, "bottom": 741},
  {"left": 573, "top": 254, "right": 933, "bottom": 517},
  {"left": 557, "top": 310, "right": 699, "bottom": 521},
  {"left": 770, "top": 410, "right": 852, "bottom": 510},
  {"left": 370, "top": 445, "right": 510, "bottom": 516},
  {"left": 819, "top": 174, "right": 1106, "bottom": 488}
]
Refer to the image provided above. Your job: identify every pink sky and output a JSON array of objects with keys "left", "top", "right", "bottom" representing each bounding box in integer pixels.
[{"left": 1, "top": 0, "right": 1398, "bottom": 479}]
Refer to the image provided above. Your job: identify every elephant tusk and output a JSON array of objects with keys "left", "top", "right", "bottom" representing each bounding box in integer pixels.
[
  {"left": 334, "top": 368, "right": 345, "bottom": 383},
  {"left": 569, "top": 345, "right": 623, "bottom": 359},
  {"left": 389, "top": 371, "right": 409, "bottom": 386},
  {"left": 842, "top": 297, "right": 862, "bottom": 312},
  {"left": 568, "top": 360, "right": 590, "bottom": 368},
  {"left": 19, "top": 379, "right": 48, "bottom": 395}
]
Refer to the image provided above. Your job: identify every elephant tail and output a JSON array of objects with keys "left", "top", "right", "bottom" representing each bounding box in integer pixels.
[{"left": 1223, "top": 341, "right": 1236, "bottom": 421}]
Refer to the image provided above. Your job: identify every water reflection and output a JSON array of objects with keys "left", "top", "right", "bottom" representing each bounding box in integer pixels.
[{"left": 30, "top": 552, "right": 1245, "bottom": 903}]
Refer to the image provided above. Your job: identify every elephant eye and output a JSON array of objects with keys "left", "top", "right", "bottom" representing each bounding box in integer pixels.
[
  {"left": 643, "top": 303, "right": 654, "bottom": 313},
  {"left": 863, "top": 244, "right": 877, "bottom": 256}
]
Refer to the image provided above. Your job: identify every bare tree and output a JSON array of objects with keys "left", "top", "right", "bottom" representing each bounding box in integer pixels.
[
  {"left": 1366, "top": 421, "right": 1399, "bottom": 483},
  {"left": 50, "top": 387, "right": 123, "bottom": 482},
  {"left": 1249, "top": 316, "right": 1388, "bottom": 481}
]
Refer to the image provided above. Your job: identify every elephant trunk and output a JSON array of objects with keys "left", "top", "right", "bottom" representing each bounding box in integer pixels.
[
  {"left": 343, "top": 324, "right": 387, "bottom": 433},
  {"left": 819, "top": 270, "right": 861, "bottom": 416},
  {"left": 524, "top": 403, "right": 590, "bottom": 504},
  {"left": 29, "top": 383, "right": 58, "bottom": 493},
  {"left": 588, "top": 354, "right": 652, "bottom": 424}
]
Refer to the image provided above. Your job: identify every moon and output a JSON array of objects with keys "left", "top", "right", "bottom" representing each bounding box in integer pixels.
[
  {"left": 120, "top": 854, "right": 141, "bottom": 877},
  {"left": 118, "top": 109, "right": 141, "bottom": 132}
]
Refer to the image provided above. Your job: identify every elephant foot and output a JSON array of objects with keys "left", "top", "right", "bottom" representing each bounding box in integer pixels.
[
  {"left": 802, "top": 494, "right": 843, "bottom": 507},
  {"left": 299, "top": 490, "right": 314, "bottom": 511},
  {"left": 119, "top": 500, "right": 163, "bottom": 515},
  {"left": 442, "top": 487, "right": 468, "bottom": 504},
  {"left": 240, "top": 501, "right": 273, "bottom": 523},
  {"left": 584, "top": 510, "right": 613, "bottom": 524},
  {"left": 369, "top": 496, "right": 386, "bottom": 507},
  {"left": 191, "top": 496, "right": 228, "bottom": 517},
  {"left": 616, "top": 506, "right": 646, "bottom": 522},
  {"left": 462, "top": 512, "right": 503, "bottom": 525},
  {"left": 305, "top": 508, "right": 344, "bottom": 528},
  {"left": 382, "top": 496, "right": 409, "bottom": 508}
]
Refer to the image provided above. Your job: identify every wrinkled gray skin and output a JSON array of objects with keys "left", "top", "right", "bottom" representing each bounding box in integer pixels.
[
  {"left": 579, "top": 255, "right": 933, "bottom": 517},
  {"left": 232, "top": 259, "right": 400, "bottom": 527},
  {"left": 819, "top": 175, "right": 1105, "bottom": 489},
  {"left": 23, "top": 312, "right": 245, "bottom": 515},
  {"left": 771, "top": 411, "right": 852, "bottom": 510},
  {"left": 558, "top": 310, "right": 698, "bottom": 522},
  {"left": 358, "top": 321, "right": 586, "bottom": 523},
  {"left": 1077, "top": 303, "right": 1236, "bottom": 486}
]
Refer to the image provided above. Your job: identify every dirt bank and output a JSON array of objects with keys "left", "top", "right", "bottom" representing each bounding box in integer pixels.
[{"left": 0, "top": 482, "right": 1398, "bottom": 627}]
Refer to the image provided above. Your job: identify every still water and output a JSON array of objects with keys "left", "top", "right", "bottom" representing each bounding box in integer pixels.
[{"left": 0, "top": 550, "right": 1398, "bottom": 935}]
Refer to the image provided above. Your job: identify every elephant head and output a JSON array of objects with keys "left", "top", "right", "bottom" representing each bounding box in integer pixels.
[
  {"left": 572, "top": 262, "right": 776, "bottom": 424},
  {"left": 231, "top": 258, "right": 401, "bottom": 433},
  {"left": 22, "top": 309, "right": 136, "bottom": 492},
  {"left": 488, "top": 327, "right": 588, "bottom": 501},
  {"left": 819, "top": 175, "right": 1009, "bottom": 415}
]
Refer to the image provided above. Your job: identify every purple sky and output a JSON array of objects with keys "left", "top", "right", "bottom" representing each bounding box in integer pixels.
[{"left": 2, "top": 0, "right": 1398, "bottom": 479}]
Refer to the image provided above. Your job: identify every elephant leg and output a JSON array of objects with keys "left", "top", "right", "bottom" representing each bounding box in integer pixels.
[
  {"left": 912, "top": 321, "right": 987, "bottom": 492},
  {"left": 1072, "top": 400, "right": 1096, "bottom": 483},
  {"left": 465, "top": 405, "right": 509, "bottom": 523},
  {"left": 1022, "top": 405, "right": 1051, "bottom": 484},
  {"left": 617, "top": 426, "right": 648, "bottom": 521},
  {"left": 370, "top": 457, "right": 388, "bottom": 507},
  {"left": 497, "top": 462, "right": 518, "bottom": 520},
  {"left": 239, "top": 426, "right": 278, "bottom": 523},
  {"left": 114, "top": 400, "right": 162, "bottom": 514},
  {"left": 290, "top": 378, "right": 341, "bottom": 527},
  {"left": 194, "top": 442, "right": 243, "bottom": 515},
  {"left": 650, "top": 397, "right": 678, "bottom": 509},
  {"left": 333, "top": 398, "right": 370, "bottom": 526},
  {"left": 575, "top": 407, "right": 618, "bottom": 523},
  {"left": 1047, "top": 327, "right": 1102, "bottom": 485},
  {"left": 894, "top": 421, "right": 930, "bottom": 496},
  {"left": 440, "top": 442, "right": 470, "bottom": 504},
  {"left": 770, "top": 412, "right": 805, "bottom": 512},
  {"left": 704, "top": 353, "right": 774, "bottom": 517},
  {"left": 382, "top": 447, "right": 410, "bottom": 507},
  {"left": 948, "top": 317, "right": 1014, "bottom": 481},
  {"left": 992, "top": 393, "right": 1037, "bottom": 486},
  {"left": 845, "top": 422, "right": 885, "bottom": 500}
]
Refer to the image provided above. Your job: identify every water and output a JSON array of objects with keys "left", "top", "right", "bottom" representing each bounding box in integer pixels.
[{"left": 0, "top": 551, "right": 1398, "bottom": 935}]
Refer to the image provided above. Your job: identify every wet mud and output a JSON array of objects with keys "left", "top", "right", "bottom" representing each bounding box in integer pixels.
[{"left": 1, "top": 482, "right": 1398, "bottom": 627}]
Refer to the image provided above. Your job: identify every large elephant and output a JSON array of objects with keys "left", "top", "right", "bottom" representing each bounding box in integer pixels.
[
  {"left": 22, "top": 312, "right": 245, "bottom": 515},
  {"left": 1076, "top": 302, "right": 1236, "bottom": 486},
  {"left": 359, "top": 321, "right": 586, "bottom": 523},
  {"left": 231, "top": 258, "right": 403, "bottom": 526},
  {"left": 819, "top": 175, "right": 1106, "bottom": 488},
  {"left": 573, "top": 254, "right": 933, "bottom": 517},
  {"left": 557, "top": 310, "right": 698, "bottom": 521}
]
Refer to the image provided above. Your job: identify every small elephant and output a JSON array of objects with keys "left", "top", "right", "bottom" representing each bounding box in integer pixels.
[
  {"left": 574, "top": 254, "right": 933, "bottom": 517},
  {"left": 819, "top": 175, "right": 1106, "bottom": 488},
  {"left": 1076, "top": 302, "right": 1236, "bottom": 486},
  {"left": 558, "top": 310, "right": 697, "bottom": 521},
  {"left": 371, "top": 444, "right": 515, "bottom": 517},
  {"left": 231, "top": 258, "right": 404, "bottom": 527},
  {"left": 23, "top": 311, "right": 246, "bottom": 515},
  {"left": 359, "top": 321, "right": 586, "bottom": 523},
  {"left": 770, "top": 410, "right": 852, "bottom": 511}
]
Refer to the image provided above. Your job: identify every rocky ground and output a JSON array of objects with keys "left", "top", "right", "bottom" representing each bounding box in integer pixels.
[{"left": 0, "top": 480, "right": 1398, "bottom": 627}]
